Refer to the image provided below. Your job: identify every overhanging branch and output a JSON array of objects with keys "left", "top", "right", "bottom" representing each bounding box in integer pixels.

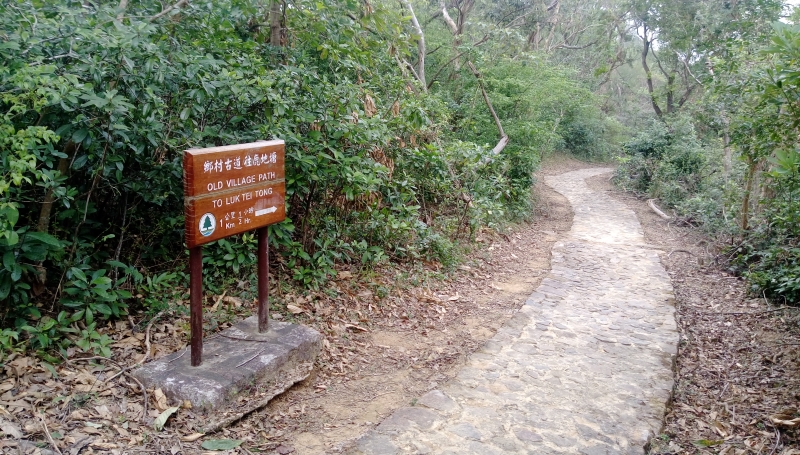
[
  {"left": 440, "top": 2, "right": 458, "bottom": 35},
  {"left": 467, "top": 61, "right": 508, "bottom": 155}
]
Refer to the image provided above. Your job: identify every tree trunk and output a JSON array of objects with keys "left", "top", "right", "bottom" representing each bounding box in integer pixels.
[
  {"left": 37, "top": 142, "right": 75, "bottom": 234},
  {"left": 440, "top": 1, "right": 461, "bottom": 72},
  {"left": 666, "top": 73, "right": 675, "bottom": 114},
  {"left": 722, "top": 123, "right": 731, "bottom": 179},
  {"left": 543, "top": 0, "right": 560, "bottom": 51},
  {"left": 270, "top": 0, "right": 283, "bottom": 47},
  {"left": 741, "top": 158, "right": 758, "bottom": 231},
  {"left": 529, "top": 22, "right": 540, "bottom": 50},
  {"left": 34, "top": 141, "right": 76, "bottom": 289},
  {"left": 401, "top": 0, "right": 426, "bottom": 90},
  {"left": 641, "top": 36, "right": 663, "bottom": 118}
]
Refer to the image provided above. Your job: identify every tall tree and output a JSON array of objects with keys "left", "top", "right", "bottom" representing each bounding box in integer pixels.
[{"left": 630, "top": 0, "right": 783, "bottom": 118}]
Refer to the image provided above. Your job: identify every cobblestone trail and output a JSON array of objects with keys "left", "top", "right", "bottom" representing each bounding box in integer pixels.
[{"left": 347, "top": 168, "right": 678, "bottom": 455}]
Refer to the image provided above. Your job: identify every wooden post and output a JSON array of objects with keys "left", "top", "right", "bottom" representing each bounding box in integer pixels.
[
  {"left": 190, "top": 247, "right": 203, "bottom": 366},
  {"left": 258, "top": 227, "right": 269, "bottom": 332},
  {"left": 183, "top": 141, "right": 286, "bottom": 364}
]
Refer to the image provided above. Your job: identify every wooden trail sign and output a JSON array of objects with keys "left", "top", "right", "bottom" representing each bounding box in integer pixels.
[
  {"left": 184, "top": 140, "right": 286, "bottom": 247},
  {"left": 183, "top": 140, "right": 286, "bottom": 366}
]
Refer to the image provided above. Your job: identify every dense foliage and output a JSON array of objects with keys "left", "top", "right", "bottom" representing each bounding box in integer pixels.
[
  {"left": 615, "top": 1, "right": 800, "bottom": 305},
  {"left": 5, "top": 0, "right": 799, "bottom": 360},
  {"left": 0, "top": 0, "right": 616, "bottom": 358}
]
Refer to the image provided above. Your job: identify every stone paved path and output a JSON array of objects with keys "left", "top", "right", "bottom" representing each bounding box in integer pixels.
[{"left": 347, "top": 168, "right": 678, "bottom": 455}]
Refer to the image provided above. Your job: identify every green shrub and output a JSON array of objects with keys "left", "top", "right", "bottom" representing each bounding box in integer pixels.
[{"left": 616, "top": 116, "right": 708, "bottom": 207}]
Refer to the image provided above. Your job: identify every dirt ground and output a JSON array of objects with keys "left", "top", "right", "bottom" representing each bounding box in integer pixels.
[
  {"left": 586, "top": 174, "right": 800, "bottom": 455},
  {"left": 3, "top": 156, "right": 797, "bottom": 455}
]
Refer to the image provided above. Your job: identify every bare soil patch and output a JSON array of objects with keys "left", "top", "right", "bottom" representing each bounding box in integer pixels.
[
  {"left": 0, "top": 155, "right": 597, "bottom": 455},
  {"left": 586, "top": 174, "right": 800, "bottom": 455}
]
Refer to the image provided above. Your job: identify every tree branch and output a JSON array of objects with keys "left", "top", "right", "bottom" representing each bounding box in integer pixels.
[
  {"left": 679, "top": 52, "right": 703, "bottom": 86},
  {"left": 148, "top": 0, "right": 189, "bottom": 22},
  {"left": 677, "top": 84, "right": 697, "bottom": 108},
  {"left": 554, "top": 39, "right": 598, "bottom": 50},
  {"left": 426, "top": 44, "right": 444, "bottom": 56},
  {"left": 427, "top": 34, "right": 490, "bottom": 88},
  {"left": 640, "top": 28, "right": 663, "bottom": 118},
  {"left": 401, "top": 0, "right": 426, "bottom": 91},
  {"left": 440, "top": 1, "right": 458, "bottom": 35},
  {"left": 423, "top": 10, "right": 442, "bottom": 28},
  {"left": 467, "top": 61, "right": 508, "bottom": 155},
  {"left": 647, "top": 199, "right": 672, "bottom": 220},
  {"left": 505, "top": 7, "right": 538, "bottom": 29},
  {"left": 651, "top": 45, "right": 668, "bottom": 77},
  {"left": 117, "top": 0, "right": 129, "bottom": 20}
]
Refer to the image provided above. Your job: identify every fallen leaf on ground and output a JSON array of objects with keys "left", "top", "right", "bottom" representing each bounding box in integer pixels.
[
  {"left": 153, "top": 406, "right": 179, "bottom": 431},
  {"left": 222, "top": 296, "right": 243, "bottom": 307},
  {"left": 693, "top": 439, "right": 723, "bottom": 447},
  {"left": 181, "top": 432, "right": 205, "bottom": 442},
  {"left": 200, "top": 439, "right": 242, "bottom": 450},
  {"left": 345, "top": 323, "right": 369, "bottom": 332},
  {"left": 0, "top": 419, "right": 22, "bottom": 439},
  {"left": 153, "top": 388, "right": 169, "bottom": 411},
  {"left": 287, "top": 304, "right": 304, "bottom": 314},
  {"left": 769, "top": 410, "right": 800, "bottom": 428}
]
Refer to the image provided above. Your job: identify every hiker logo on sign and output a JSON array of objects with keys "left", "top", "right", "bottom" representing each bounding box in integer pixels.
[{"left": 199, "top": 213, "right": 216, "bottom": 237}]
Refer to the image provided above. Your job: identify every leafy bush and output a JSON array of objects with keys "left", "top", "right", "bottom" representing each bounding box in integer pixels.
[
  {"left": 614, "top": 22, "right": 800, "bottom": 306},
  {"left": 615, "top": 116, "right": 708, "bottom": 207},
  {"left": 730, "top": 149, "right": 800, "bottom": 302}
]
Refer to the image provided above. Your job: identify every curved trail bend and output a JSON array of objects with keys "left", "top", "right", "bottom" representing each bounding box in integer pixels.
[{"left": 348, "top": 168, "right": 679, "bottom": 455}]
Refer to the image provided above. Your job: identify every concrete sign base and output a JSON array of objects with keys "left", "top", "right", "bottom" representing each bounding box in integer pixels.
[{"left": 132, "top": 317, "right": 322, "bottom": 412}]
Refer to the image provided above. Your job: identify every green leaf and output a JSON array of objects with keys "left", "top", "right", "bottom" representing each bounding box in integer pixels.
[
  {"left": 93, "top": 303, "right": 112, "bottom": 315},
  {"left": 106, "top": 260, "right": 128, "bottom": 269},
  {"left": 24, "top": 231, "right": 62, "bottom": 248},
  {"left": 0, "top": 279, "right": 11, "bottom": 300},
  {"left": 200, "top": 439, "right": 243, "bottom": 451},
  {"left": 39, "top": 361, "right": 57, "bottom": 377},
  {"left": 693, "top": 439, "right": 723, "bottom": 447},
  {"left": 69, "top": 267, "right": 87, "bottom": 282},
  {"left": 6, "top": 231, "right": 19, "bottom": 247},
  {"left": 91, "top": 276, "right": 112, "bottom": 286},
  {"left": 153, "top": 406, "right": 179, "bottom": 431},
  {"left": 3, "top": 251, "right": 15, "bottom": 270},
  {"left": 72, "top": 155, "right": 88, "bottom": 170},
  {"left": 10, "top": 264, "right": 22, "bottom": 281},
  {"left": 3, "top": 206, "right": 19, "bottom": 227},
  {"left": 72, "top": 129, "right": 88, "bottom": 143}
]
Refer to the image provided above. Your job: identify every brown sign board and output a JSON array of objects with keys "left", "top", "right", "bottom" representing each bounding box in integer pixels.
[{"left": 184, "top": 140, "right": 286, "bottom": 248}]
